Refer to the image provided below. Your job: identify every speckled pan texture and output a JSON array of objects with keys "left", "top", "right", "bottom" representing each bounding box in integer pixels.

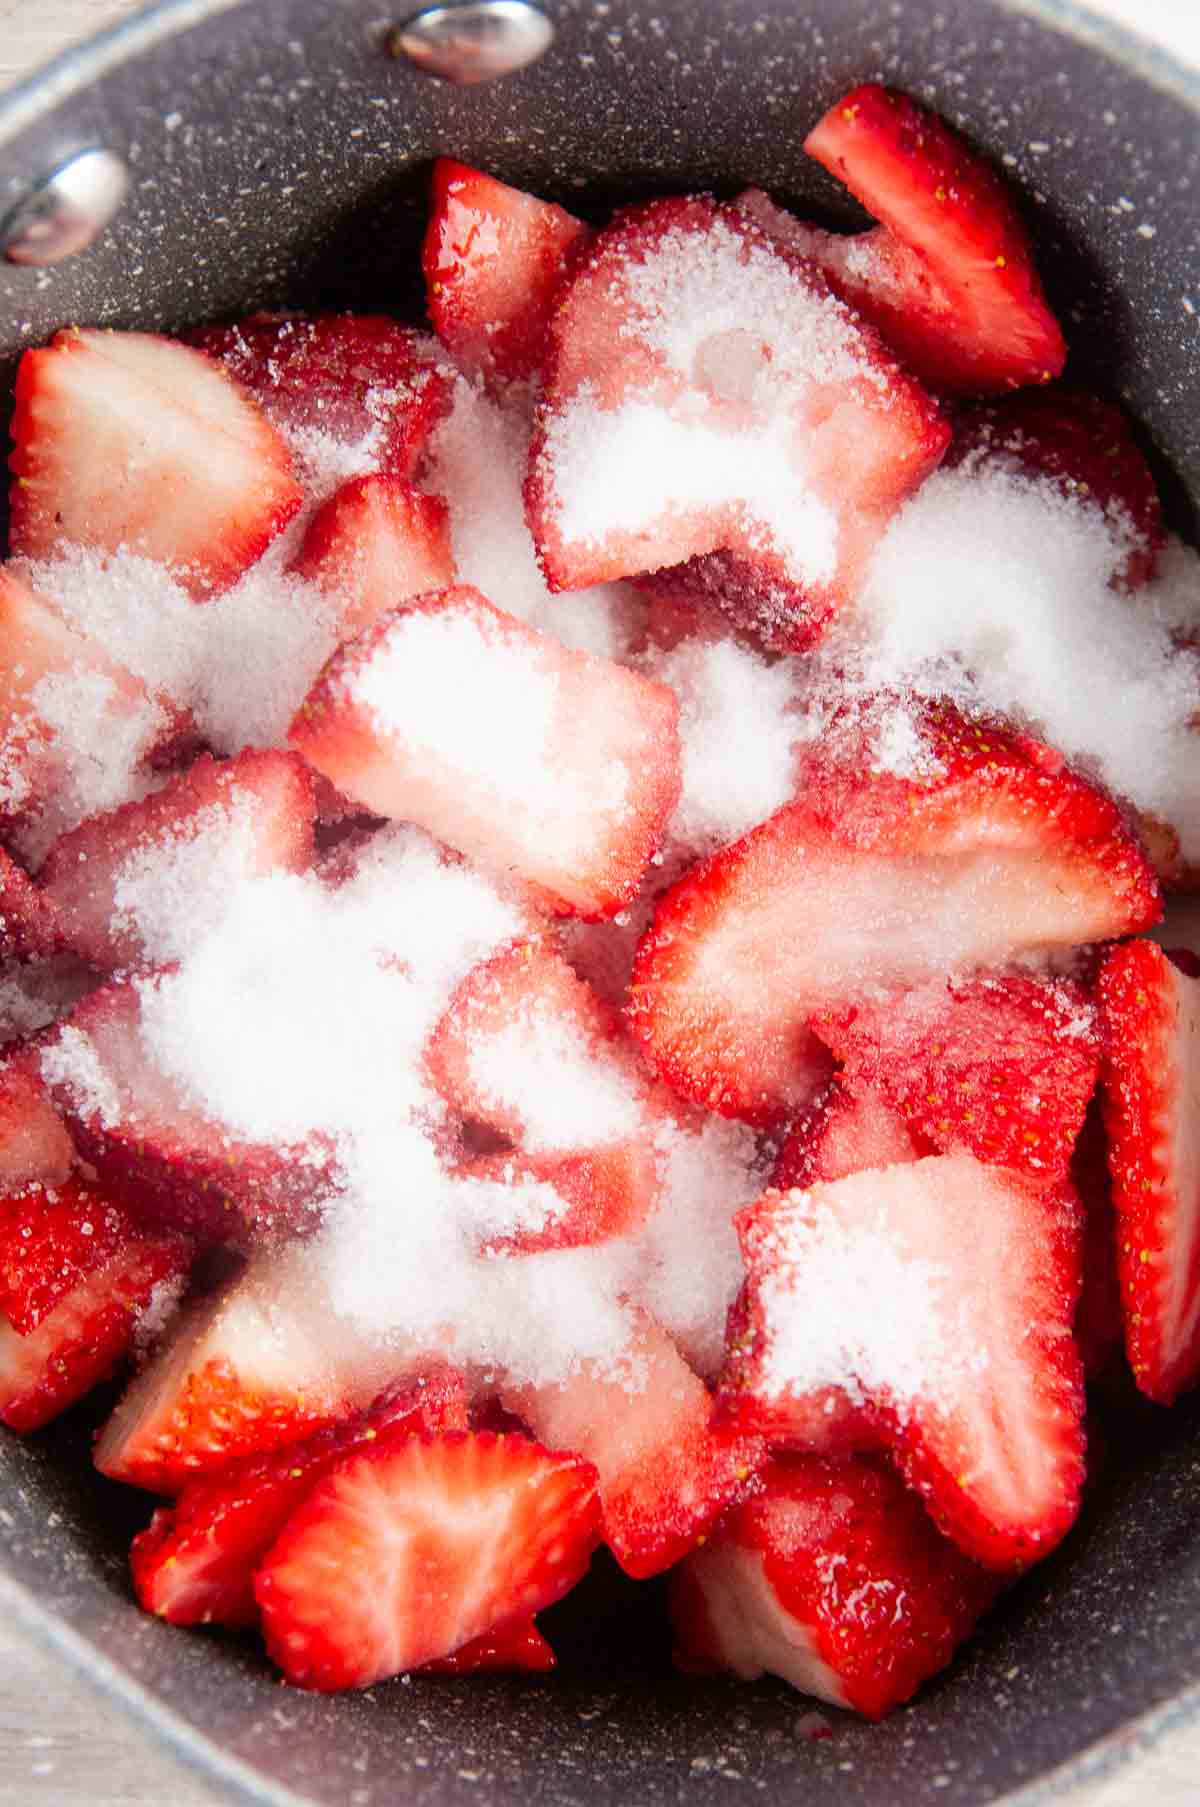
[{"left": 0, "top": 2, "right": 1198, "bottom": 1803}]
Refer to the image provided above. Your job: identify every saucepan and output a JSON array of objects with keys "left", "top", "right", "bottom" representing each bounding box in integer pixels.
[{"left": 0, "top": 1, "right": 1198, "bottom": 1802}]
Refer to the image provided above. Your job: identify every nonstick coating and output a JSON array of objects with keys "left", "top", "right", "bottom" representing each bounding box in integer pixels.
[{"left": 0, "top": 3, "right": 1199, "bottom": 1803}]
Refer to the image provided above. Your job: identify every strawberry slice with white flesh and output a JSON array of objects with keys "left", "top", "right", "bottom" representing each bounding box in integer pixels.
[
  {"left": 526, "top": 196, "right": 948, "bottom": 652},
  {"left": 504, "top": 1312, "right": 764, "bottom": 1578},
  {"left": 290, "top": 475, "right": 455, "bottom": 643},
  {"left": 423, "top": 160, "right": 589, "bottom": 382},
  {"left": 38, "top": 979, "right": 337, "bottom": 1240},
  {"left": 289, "top": 584, "right": 681, "bottom": 918},
  {"left": 670, "top": 1453, "right": 1001, "bottom": 1719},
  {"left": 130, "top": 1368, "right": 470, "bottom": 1627},
  {"left": 8, "top": 329, "right": 302, "bottom": 597},
  {"left": 814, "top": 975, "right": 1101, "bottom": 1182},
  {"left": 186, "top": 312, "right": 452, "bottom": 483},
  {"left": 254, "top": 1431, "right": 600, "bottom": 1689},
  {"left": 629, "top": 707, "right": 1159, "bottom": 1125},
  {"left": 799, "top": 84, "right": 1067, "bottom": 395},
  {"left": 1097, "top": 938, "right": 1200, "bottom": 1403},
  {"left": 95, "top": 1243, "right": 415, "bottom": 1494},
  {"left": 0, "top": 1175, "right": 190, "bottom": 1433},
  {"left": 38, "top": 749, "right": 317, "bottom": 972},
  {"left": 0, "top": 567, "right": 189, "bottom": 864},
  {"left": 723, "top": 1156, "right": 1086, "bottom": 1571}
]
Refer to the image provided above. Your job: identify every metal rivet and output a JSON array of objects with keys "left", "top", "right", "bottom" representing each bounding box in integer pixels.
[
  {"left": 1, "top": 148, "right": 129, "bottom": 267},
  {"left": 389, "top": 0, "right": 554, "bottom": 84}
]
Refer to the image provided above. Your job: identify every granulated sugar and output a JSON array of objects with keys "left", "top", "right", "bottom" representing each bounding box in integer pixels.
[
  {"left": 109, "top": 796, "right": 268, "bottom": 967},
  {"left": 16, "top": 669, "right": 167, "bottom": 866},
  {"left": 466, "top": 1007, "right": 647, "bottom": 1153}
]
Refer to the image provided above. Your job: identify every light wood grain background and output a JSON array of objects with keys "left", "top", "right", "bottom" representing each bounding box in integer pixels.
[{"left": 1, "top": 1, "right": 1199, "bottom": 1802}]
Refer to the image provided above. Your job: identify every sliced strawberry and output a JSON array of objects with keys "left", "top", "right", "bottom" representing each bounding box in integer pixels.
[
  {"left": 0, "top": 1059, "right": 74, "bottom": 1192},
  {"left": 254, "top": 1431, "right": 600, "bottom": 1689},
  {"left": 38, "top": 749, "right": 316, "bottom": 972},
  {"left": 38, "top": 979, "right": 335, "bottom": 1240},
  {"left": 289, "top": 585, "right": 681, "bottom": 918},
  {"left": 290, "top": 476, "right": 455, "bottom": 643},
  {"left": 670, "top": 1454, "right": 1001, "bottom": 1719},
  {"left": 94, "top": 1244, "right": 405, "bottom": 1493},
  {"left": 948, "top": 389, "right": 1164, "bottom": 589},
  {"left": 1097, "top": 938, "right": 1200, "bottom": 1403},
  {"left": 8, "top": 329, "right": 301, "bottom": 597},
  {"left": 629, "top": 708, "right": 1159, "bottom": 1124},
  {"left": 457, "top": 1149, "right": 654, "bottom": 1254},
  {"left": 814, "top": 975, "right": 1101, "bottom": 1181},
  {"left": 505, "top": 1313, "right": 764, "bottom": 1578},
  {"left": 0, "top": 844, "right": 62, "bottom": 962},
  {"left": 773, "top": 1079, "right": 924, "bottom": 1192},
  {"left": 130, "top": 1368, "right": 469, "bottom": 1627},
  {"left": 187, "top": 312, "right": 451, "bottom": 482},
  {"left": 801, "top": 85, "right": 1067, "bottom": 394},
  {"left": 420, "top": 1617, "right": 554, "bottom": 1675},
  {"left": 423, "top": 161, "right": 589, "bottom": 382},
  {"left": 0, "top": 1175, "right": 189, "bottom": 1433},
  {"left": 526, "top": 196, "right": 947, "bottom": 652},
  {"left": 0, "top": 567, "right": 187, "bottom": 863},
  {"left": 723, "top": 1156, "right": 1085, "bottom": 1570}
]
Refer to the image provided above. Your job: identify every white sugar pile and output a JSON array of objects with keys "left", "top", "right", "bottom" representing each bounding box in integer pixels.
[
  {"left": 466, "top": 1005, "right": 647, "bottom": 1152},
  {"left": 109, "top": 795, "right": 272, "bottom": 967},
  {"left": 424, "top": 374, "right": 646, "bottom": 659}
]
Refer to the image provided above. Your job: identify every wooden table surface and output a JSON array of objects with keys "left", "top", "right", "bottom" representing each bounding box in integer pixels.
[{"left": 1, "top": 0, "right": 1200, "bottom": 1802}]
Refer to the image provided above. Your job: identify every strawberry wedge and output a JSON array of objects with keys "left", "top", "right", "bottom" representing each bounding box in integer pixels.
[
  {"left": 131, "top": 1369, "right": 470, "bottom": 1627},
  {"left": 527, "top": 196, "right": 947, "bottom": 652},
  {"left": 1097, "top": 939, "right": 1200, "bottom": 1403},
  {"left": 0, "top": 1176, "right": 190, "bottom": 1433},
  {"left": 254, "top": 1431, "right": 600, "bottom": 1689},
  {"left": 9, "top": 329, "right": 302, "bottom": 596},
  {"left": 505, "top": 1313, "right": 764, "bottom": 1578},
  {"left": 629, "top": 710, "right": 1158, "bottom": 1124},
  {"left": 39, "top": 749, "right": 317, "bottom": 972},
  {"left": 290, "top": 476, "right": 455, "bottom": 643},
  {"left": 289, "top": 585, "right": 681, "bottom": 918},
  {"left": 723, "top": 1156, "right": 1086, "bottom": 1570},
  {"left": 801, "top": 84, "right": 1067, "bottom": 394},
  {"left": 38, "top": 979, "right": 337, "bottom": 1240},
  {"left": 187, "top": 312, "right": 452, "bottom": 482},
  {"left": 670, "top": 1454, "right": 1000, "bottom": 1719},
  {"left": 423, "top": 160, "right": 589, "bottom": 381}
]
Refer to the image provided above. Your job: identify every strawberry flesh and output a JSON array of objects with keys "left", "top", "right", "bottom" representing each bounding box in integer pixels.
[{"left": 290, "top": 475, "right": 455, "bottom": 643}]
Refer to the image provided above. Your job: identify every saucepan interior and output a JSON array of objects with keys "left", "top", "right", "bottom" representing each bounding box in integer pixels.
[{"left": 1, "top": 2, "right": 1199, "bottom": 1803}]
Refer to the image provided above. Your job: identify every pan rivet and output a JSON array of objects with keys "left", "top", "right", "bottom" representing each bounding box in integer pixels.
[
  {"left": 388, "top": 0, "right": 554, "bottom": 83},
  {"left": 1, "top": 148, "right": 129, "bottom": 267}
]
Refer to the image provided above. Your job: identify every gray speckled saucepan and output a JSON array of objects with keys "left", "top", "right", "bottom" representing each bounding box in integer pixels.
[{"left": 0, "top": 1, "right": 1198, "bottom": 1802}]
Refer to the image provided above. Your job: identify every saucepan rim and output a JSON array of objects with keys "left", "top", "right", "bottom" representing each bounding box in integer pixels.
[{"left": 0, "top": 0, "right": 1198, "bottom": 1802}]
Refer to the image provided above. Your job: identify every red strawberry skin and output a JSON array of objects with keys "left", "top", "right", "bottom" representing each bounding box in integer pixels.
[
  {"left": 773, "top": 1079, "right": 924, "bottom": 1192},
  {"left": 1097, "top": 938, "right": 1200, "bottom": 1403},
  {"left": 9, "top": 329, "right": 302, "bottom": 597},
  {"left": 671, "top": 1454, "right": 1001, "bottom": 1719},
  {"left": 254, "top": 1432, "right": 600, "bottom": 1689},
  {"left": 0, "top": 847, "right": 63, "bottom": 964},
  {"left": 187, "top": 313, "right": 451, "bottom": 479},
  {"left": 423, "top": 160, "right": 589, "bottom": 382},
  {"left": 130, "top": 1369, "right": 470, "bottom": 1628},
  {"left": 803, "top": 84, "right": 1066, "bottom": 395},
  {"left": 814, "top": 976, "right": 1101, "bottom": 1182},
  {"left": 290, "top": 475, "right": 455, "bottom": 643},
  {"left": 420, "top": 1617, "right": 554, "bottom": 1675}
]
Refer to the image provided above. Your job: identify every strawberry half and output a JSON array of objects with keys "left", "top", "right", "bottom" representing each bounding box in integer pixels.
[
  {"left": 629, "top": 708, "right": 1158, "bottom": 1124},
  {"left": 1097, "top": 938, "right": 1200, "bottom": 1403},
  {"left": 526, "top": 196, "right": 947, "bottom": 652},
  {"left": 289, "top": 585, "right": 681, "bottom": 918},
  {"left": 290, "top": 475, "right": 455, "bottom": 643},
  {"left": 9, "top": 329, "right": 302, "bottom": 597},
  {"left": 670, "top": 1453, "right": 1001, "bottom": 1719},
  {"left": 0, "top": 1175, "right": 190, "bottom": 1433},
  {"left": 254, "top": 1431, "right": 600, "bottom": 1689},
  {"left": 130, "top": 1368, "right": 469, "bottom": 1627},
  {"left": 38, "top": 978, "right": 336, "bottom": 1241},
  {"left": 722, "top": 1156, "right": 1086, "bottom": 1570},
  {"left": 814, "top": 975, "right": 1101, "bottom": 1181},
  {"left": 187, "top": 312, "right": 451, "bottom": 482},
  {"left": 801, "top": 84, "right": 1067, "bottom": 394},
  {"left": 423, "top": 160, "right": 589, "bottom": 382},
  {"left": 505, "top": 1312, "right": 764, "bottom": 1578},
  {"left": 948, "top": 389, "right": 1165, "bottom": 590}
]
